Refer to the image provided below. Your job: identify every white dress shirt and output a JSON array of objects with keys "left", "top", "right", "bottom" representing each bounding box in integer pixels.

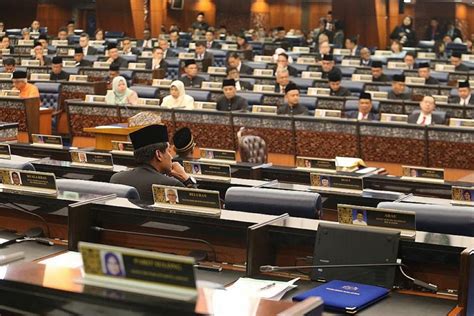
[
  {"left": 460, "top": 95, "right": 471, "bottom": 106},
  {"left": 357, "top": 112, "right": 369, "bottom": 120},
  {"left": 416, "top": 113, "right": 432, "bottom": 125},
  {"left": 142, "top": 40, "right": 152, "bottom": 48},
  {"left": 83, "top": 46, "right": 89, "bottom": 56}
]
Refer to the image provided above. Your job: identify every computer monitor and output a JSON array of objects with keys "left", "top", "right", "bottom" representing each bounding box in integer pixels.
[{"left": 311, "top": 222, "right": 400, "bottom": 289}]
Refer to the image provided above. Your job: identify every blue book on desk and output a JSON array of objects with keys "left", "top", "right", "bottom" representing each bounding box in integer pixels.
[{"left": 293, "top": 280, "right": 389, "bottom": 314}]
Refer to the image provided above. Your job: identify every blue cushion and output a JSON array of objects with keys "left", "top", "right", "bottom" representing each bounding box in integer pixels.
[
  {"left": 187, "top": 90, "right": 210, "bottom": 102},
  {"left": 130, "top": 85, "right": 160, "bottom": 99},
  {"left": 300, "top": 96, "right": 317, "bottom": 111},
  {"left": 237, "top": 92, "right": 263, "bottom": 106},
  {"left": 431, "top": 71, "right": 449, "bottom": 83},
  {"left": 35, "top": 82, "right": 61, "bottom": 110},
  {"left": 341, "top": 80, "right": 365, "bottom": 93},
  {"left": 56, "top": 179, "right": 139, "bottom": 199},
  {"left": 224, "top": 187, "right": 322, "bottom": 219},
  {"left": 0, "top": 160, "right": 35, "bottom": 171}
]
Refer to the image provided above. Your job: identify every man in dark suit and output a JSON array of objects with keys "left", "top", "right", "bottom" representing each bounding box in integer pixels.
[
  {"left": 227, "top": 52, "right": 252, "bottom": 75},
  {"left": 50, "top": 56, "right": 69, "bottom": 81},
  {"left": 73, "top": 47, "right": 93, "bottom": 67},
  {"left": 450, "top": 51, "right": 470, "bottom": 72},
  {"left": 32, "top": 41, "right": 51, "bottom": 66},
  {"left": 110, "top": 125, "right": 196, "bottom": 203},
  {"left": 106, "top": 43, "right": 129, "bottom": 69},
  {"left": 205, "top": 30, "right": 221, "bottom": 49},
  {"left": 403, "top": 52, "right": 416, "bottom": 70},
  {"left": 137, "top": 29, "right": 154, "bottom": 50},
  {"left": 191, "top": 12, "right": 209, "bottom": 31},
  {"left": 359, "top": 47, "right": 372, "bottom": 66},
  {"left": 328, "top": 71, "right": 351, "bottom": 97},
  {"left": 371, "top": 61, "right": 389, "bottom": 82},
  {"left": 145, "top": 47, "right": 168, "bottom": 73},
  {"left": 273, "top": 26, "right": 289, "bottom": 50},
  {"left": 273, "top": 53, "right": 298, "bottom": 77},
  {"left": 449, "top": 80, "right": 474, "bottom": 105},
  {"left": 274, "top": 69, "right": 294, "bottom": 94},
  {"left": 79, "top": 33, "right": 97, "bottom": 56},
  {"left": 424, "top": 18, "right": 443, "bottom": 41},
  {"left": 407, "top": 95, "right": 445, "bottom": 125},
  {"left": 216, "top": 79, "right": 248, "bottom": 112},
  {"left": 321, "top": 54, "right": 342, "bottom": 79},
  {"left": 194, "top": 41, "right": 214, "bottom": 72},
  {"left": 418, "top": 62, "right": 439, "bottom": 85},
  {"left": 158, "top": 39, "right": 177, "bottom": 59},
  {"left": 345, "top": 92, "right": 379, "bottom": 121},
  {"left": 179, "top": 59, "right": 205, "bottom": 88},
  {"left": 345, "top": 36, "right": 361, "bottom": 56},
  {"left": 227, "top": 67, "right": 252, "bottom": 91},
  {"left": 277, "top": 83, "right": 309, "bottom": 116},
  {"left": 169, "top": 30, "right": 185, "bottom": 49},
  {"left": 388, "top": 74, "right": 411, "bottom": 100},
  {"left": 121, "top": 37, "right": 140, "bottom": 56}
]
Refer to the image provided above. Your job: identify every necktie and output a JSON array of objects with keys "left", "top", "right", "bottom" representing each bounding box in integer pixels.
[
  {"left": 207, "top": 42, "right": 211, "bottom": 49},
  {"left": 420, "top": 116, "right": 426, "bottom": 125}
]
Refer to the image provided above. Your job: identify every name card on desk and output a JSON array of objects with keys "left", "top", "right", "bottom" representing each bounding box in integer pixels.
[
  {"left": 352, "top": 74, "right": 372, "bottom": 82},
  {"left": 221, "top": 43, "right": 237, "bottom": 51},
  {"left": 417, "top": 52, "right": 436, "bottom": 59},
  {"left": 0, "top": 73, "right": 12, "bottom": 80},
  {"left": 337, "top": 204, "right": 416, "bottom": 237},
  {"left": 366, "top": 91, "right": 387, "bottom": 100},
  {"left": 374, "top": 50, "right": 392, "bottom": 56},
  {"left": 405, "top": 77, "right": 425, "bottom": 85},
  {"left": 178, "top": 52, "right": 195, "bottom": 59},
  {"left": 152, "top": 185, "right": 221, "bottom": 217},
  {"left": 21, "top": 60, "right": 40, "bottom": 67},
  {"left": 380, "top": 113, "right": 408, "bottom": 123},
  {"left": 201, "top": 81, "right": 222, "bottom": 90},
  {"left": 253, "top": 55, "right": 273, "bottom": 63},
  {"left": 0, "top": 49, "right": 10, "bottom": 55},
  {"left": 29, "top": 48, "right": 48, "bottom": 56},
  {"left": 128, "top": 63, "right": 146, "bottom": 70},
  {"left": 63, "top": 60, "right": 77, "bottom": 68},
  {"left": 252, "top": 105, "right": 277, "bottom": 114},
  {"left": 32, "top": 134, "right": 63, "bottom": 148},
  {"left": 449, "top": 118, "right": 474, "bottom": 128},
  {"left": 296, "top": 57, "right": 317, "bottom": 65},
  {"left": 452, "top": 186, "right": 474, "bottom": 205},
  {"left": 194, "top": 101, "right": 217, "bottom": 110},
  {"left": 432, "top": 94, "right": 448, "bottom": 104},
  {"left": 90, "top": 40, "right": 105, "bottom": 47},
  {"left": 199, "top": 148, "right": 236, "bottom": 164},
  {"left": 0, "top": 90, "right": 20, "bottom": 97},
  {"left": 401, "top": 165, "right": 445, "bottom": 183},
  {"left": 253, "top": 84, "right": 275, "bottom": 93},
  {"left": 314, "top": 109, "right": 342, "bottom": 118},
  {"left": 141, "top": 51, "right": 152, "bottom": 58},
  {"left": 0, "top": 169, "right": 57, "bottom": 196},
  {"left": 79, "top": 242, "right": 197, "bottom": 300},
  {"left": 310, "top": 173, "right": 364, "bottom": 194},
  {"left": 111, "top": 141, "right": 134, "bottom": 156},
  {"left": 85, "top": 95, "right": 106, "bottom": 103},
  {"left": 296, "top": 157, "right": 336, "bottom": 172},
  {"left": 188, "top": 42, "right": 196, "bottom": 50},
  {"left": 71, "top": 151, "right": 114, "bottom": 169},
  {"left": 253, "top": 69, "right": 274, "bottom": 77},
  {"left": 435, "top": 64, "right": 455, "bottom": 72},
  {"left": 207, "top": 66, "right": 226, "bottom": 75},
  {"left": 301, "top": 71, "right": 322, "bottom": 79},
  {"left": 69, "top": 75, "right": 88, "bottom": 82},
  {"left": 461, "top": 54, "right": 474, "bottom": 62},
  {"left": 18, "top": 40, "right": 34, "bottom": 46},
  {"left": 0, "top": 144, "right": 11, "bottom": 159},
  {"left": 30, "top": 73, "right": 50, "bottom": 81},
  {"left": 333, "top": 48, "right": 350, "bottom": 56},
  {"left": 307, "top": 87, "right": 330, "bottom": 96},
  {"left": 51, "top": 40, "right": 68, "bottom": 47},
  {"left": 183, "top": 161, "right": 231, "bottom": 181},
  {"left": 93, "top": 61, "right": 111, "bottom": 69},
  {"left": 137, "top": 98, "right": 160, "bottom": 106},
  {"left": 152, "top": 79, "right": 172, "bottom": 88},
  {"left": 341, "top": 59, "right": 360, "bottom": 67},
  {"left": 292, "top": 46, "right": 311, "bottom": 54},
  {"left": 387, "top": 62, "right": 408, "bottom": 70}
]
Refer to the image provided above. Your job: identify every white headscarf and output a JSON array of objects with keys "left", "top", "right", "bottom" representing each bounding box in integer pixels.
[
  {"left": 161, "top": 80, "right": 194, "bottom": 109},
  {"left": 105, "top": 76, "right": 133, "bottom": 105}
]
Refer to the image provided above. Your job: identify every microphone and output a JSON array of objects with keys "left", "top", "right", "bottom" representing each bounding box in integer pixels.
[{"left": 260, "top": 262, "right": 403, "bottom": 273}]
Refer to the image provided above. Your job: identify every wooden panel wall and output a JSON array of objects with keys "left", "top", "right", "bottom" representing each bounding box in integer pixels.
[
  {"left": 0, "top": 0, "right": 38, "bottom": 29},
  {"left": 95, "top": 0, "right": 135, "bottom": 37},
  {"left": 166, "top": 0, "right": 216, "bottom": 32},
  {"left": 36, "top": 1, "right": 73, "bottom": 35},
  {"left": 268, "top": 0, "right": 302, "bottom": 31},
  {"left": 215, "top": 0, "right": 251, "bottom": 33},
  {"left": 308, "top": 2, "right": 332, "bottom": 31},
  {"left": 414, "top": 0, "right": 455, "bottom": 41}
]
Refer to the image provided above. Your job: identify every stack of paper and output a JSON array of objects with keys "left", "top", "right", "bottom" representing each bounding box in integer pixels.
[{"left": 226, "top": 277, "right": 299, "bottom": 301}]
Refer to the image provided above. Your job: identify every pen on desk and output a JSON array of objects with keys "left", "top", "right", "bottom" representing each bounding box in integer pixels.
[
  {"left": 258, "top": 282, "right": 276, "bottom": 291},
  {"left": 0, "top": 251, "right": 25, "bottom": 265},
  {"left": 194, "top": 264, "right": 223, "bottom": 272}
]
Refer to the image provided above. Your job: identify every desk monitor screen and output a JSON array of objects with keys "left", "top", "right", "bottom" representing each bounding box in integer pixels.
[{"left": 311, "top": 222, "right": 400, "bottom": 289}]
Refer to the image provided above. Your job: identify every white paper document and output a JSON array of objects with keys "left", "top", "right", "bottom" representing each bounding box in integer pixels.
[{"left": 226, "top": 277, "right": 299, "bottom": 301}]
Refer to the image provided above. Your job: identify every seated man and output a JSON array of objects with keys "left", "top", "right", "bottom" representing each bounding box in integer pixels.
[
  {"left": 169, "top": 30, "right": 185, "bottom": 49},
  {"left": 274, "top": 69, "right": 294, "bottom": 94},
  {"left": 205, "top": 30, "right": 221, "bottom": 49},
  {"left": 172, "top": 127, "right": 195, "bottom": 165},
  {"left": 74, "top": 47, "right": 92, "bottom": 67},
  {"left": 145, "top": 47, "right": 168, "bottom": 73},
  {"left": 388, "top": 74, "right": 411, "bottom": 100},
  {"left": 345, "top": 92, "right": 379, "bottom": 121},
  {"left": 106, "top": 43, "right": 129, "bottom": 69},
  {"left": 450, "top": 51, "right": 469, "bottom": 72},
  {"left": 371, "top": 61, "right": 389, "bottom": 82},
  {"left": 277, "top": 83, "right": 309, "bottom": 116},
  {"left": 57, "top": 27, "right": 69, "bottom": 42},
  {"left": 359, "top": 47, "right": 372, "bottom": 66},
  {"left": 32, "top": 41, "right": 51, "bottom": 66},
  {"left": 1, "top": 36, "right": 14, "bottom": 54},
  {"left": 2, "top": 57, "right": 16, "bottom": 73},
  {"left": 418, "top": 62, "right": 439, "bottom": 85},
  {"left": 273, "top": 53, "right": 298, "bottom": 77},
  {"left": 12, "top": 70, "right": 39, "bottom": 98},
  {"left": 79, "top": 33, "right": 97, "bottom": 56},
  {"left": 159, "top": 39, "right": 177, "bottom": 59},
  {"left": 449, "top": 80, "right": 474, "bottom": 105},
  {"left": 321, "top": 54, "right": 342, "bottom": 79},
  {"left": 106, "top": 64, "right": 120, "bottom": 90},
  {"left": 408, "top": 95, "right": 445, "bottom": 125},
  {"left": 194, "top": 41, "right": 214, "bottom": 72},
  {"left": 110, "top": 125, "right": 196, "bottom": 203},
  {"left": 227, "top": 52, "right": 252, "bottom": 75},
  {"left": 50, "top": 56, "right": 70, "bottom": 81},
  {"left": 227, "top": 67, "right": 252, "bottom": 91},
  {"left": 328, "top": 70, "right": 351, "bottom": 96},
  {"left": 179, "top": 59, "right": 205, "bottom": 88},
  {"left": 139, "top": 28, "right": 153, "bottom": 49},
  {"left": 121, "top": 37, "right": 139, "bottom": 56},
  {"left": 403, "top": 52, "right": 416, "bottom": 70},
  {"left": 345, "top": 36, "right": 360, "bottom": 56},
  {"left": 216, "top": 79, "right": 248, "bottom": 112}
]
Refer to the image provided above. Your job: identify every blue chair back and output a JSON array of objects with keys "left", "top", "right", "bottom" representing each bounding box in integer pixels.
[
  {"left": 35, "top": 82, "right": 61, "bottom": 111},
  {"left": 130, "top": 85, "right": 160, "bottom": 99},
  {"left": 237, "top": 92, "right": 263, "bottom": 106},
  {"left": 187, "top": 90, "right": 210, "bottom": 102},
  {"left": 56, "top": 179, "right": 140, "bottom": 199}
]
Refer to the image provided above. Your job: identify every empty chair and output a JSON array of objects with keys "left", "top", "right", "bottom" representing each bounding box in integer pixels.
[
  {"left": 378, "top": 202, "right": 474, "bottom": 237},
  {"left": 237, "top": 128, "right": 268, "bottom": 164},
  {"left": 186, "top": 89, "right": 210, "bottom": 102},
  {"left": 130, "top": 85, "right": 160, "bottom": 99},
  {"left": 291, "top": 78, "right": 315, "bottom": 93},
  {"left": 35, "top": 82, "right": 62, "bottom": 111},
  {"left": 299, "top": 96, "right": 317, "bottom": 111},
  {"left": 341, "top": 80, "right": 365, "bottom": 94},
  {"left": 430, "top": 71, "right": 449, "bottom": 83},
  {"left": 225, "top": 187, "right": 322, "bottom": 219},
  {"left": 0, "top": 160, "right": 35, "bottom": 171},
  {"left": 237, "top": 92, "right": 263, "bottom": 106},
  {"left": 56, "top": 179, "right": 140, "bottom": 199}
]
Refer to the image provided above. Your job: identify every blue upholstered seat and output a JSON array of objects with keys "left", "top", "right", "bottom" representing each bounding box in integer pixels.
[
  {"left": 35, "top": 82, "right": 61, "bottom": 111},
  {"left": 56, "top": 179, "right": 140, "bottom": 200},
  {"left": 237, "top": 92, "right": 263, "bottom": 106},
  {"left": 0, "top": 160, "right": 35, "bottom": 171},
  {"left": 130, "top": 85, "right": 160, "bottom": 99},
  {"left": 186, "top": 90, "right": 210, "bottom": 102}
]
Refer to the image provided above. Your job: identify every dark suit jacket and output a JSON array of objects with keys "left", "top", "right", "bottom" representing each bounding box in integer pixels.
[
  {"left": 330, "top": 87, "right": 351, "bottom": 97},
  {"left": 111, "top": 57, "right": 129, "bottom": 69},
  {"left": 32, "top": 56, "right": 51, "bottom": 66},
  {"left": 388, "top": 90, "right": 411, "bottom": 101},
  {"left": 145, "top": 59, "right": 168, "bottom": 73},
  {"left": 424, "top": 26, "right": 443, "bottom": 41},
  {"left": 425, "top": 76, "right": 439, "bottom": 85},
  {"left": 407, "top": 112, "right": 446, "bottom": 125},
  {"left": 237, "top": 80, "right": 253, "bottom": 91},
  {"left": 216, "top": 95, "right": 248, "bottom": 112},
  {"left": 345, "top": 111, "right": 379, "bottom": 121},
  {"left": 448, "top": 96, "right": 474, "bottom": 105},
  {"left": 163, "top": 49, "right": 177, "bottom": 59},
  {"left": 179, "top": 75, "right": 205, "bottom": 88},
  {"left": 50, "top": 71, "right": 70, "bottom": 81},
  {"left": 274, "top": 81, "right": 295, "bottom": 94},
  {"left": 110, "top": 164, "right": 184, "bottom": 203},
  {"left": 273, "top": 66, "right": 298, "bottom": 77},
  {"left": 322, "top": 67, "right": 342, "bottom": 80},
  {"left": 169, "top": 40, "right": 186, "bottom": 49},
  {"left": 206, "top": 41, "right": 221, "bottom": 49},
  {"left": 277, "top": 103, "right": 309, "bottom": 116},
  {"left": 76, "top": 59, "right": 93, "bottom": 67},
  {"left": 372, "top": 74, "right": 390, "bottom": 83},
  {"left": 85, "top": 46, "right": 98, "bottom": 56},
  {"left": 455, "top": 63, "right": 470, "bottom": 72},
  {"left": 239, "top": 63, "right": 253, "bottom": 75}
]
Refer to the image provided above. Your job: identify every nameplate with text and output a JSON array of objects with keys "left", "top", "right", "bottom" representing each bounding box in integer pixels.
[
  {"left": 296, "top": 157, "right": 336, "bottom": 172},
  {"left": 452, "top": 186, "right": 474, "bottom": 205},
  {"left": 71, "top": 151, "right": 114, "bottom": 169},
  {"left": 183, "top": 161, "right": 231, "bottom": 181},
  {"left": 111, "top": 141, "right": 134, "bottom": 156},
  {"left": 315, "top": 109, "right": 342, "bottom": 118},
  {"left": 199, "top": 148, "right": 236, "bottom": 163},
  {"left": 310, "top": 173, "right": 364, "bottom": 193},
  {"left": 449, "top": 118, "right": 474, "bottom": 128},
  {"left": 69, "top": 75, "right": 88, "bottom": 82},
  {"left": 401, "top": 165, "right": 444, "bottom": 183},
  {"left": 32, "top": 134, "right": 63, "bottom": 148},
  {"left": 252, "top": 105, "right": 277, "bottom": 114},
  {"left": 0, "top": 169, "right": 57, "bottom": 196}
]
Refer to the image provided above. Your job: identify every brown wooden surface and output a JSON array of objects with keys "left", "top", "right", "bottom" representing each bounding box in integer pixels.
[
  {"left": 83, "top": 125, "right": 141, "bottom": 150},
  {"left": 39, "top": 107, "right": 53, "bottom": 135}
]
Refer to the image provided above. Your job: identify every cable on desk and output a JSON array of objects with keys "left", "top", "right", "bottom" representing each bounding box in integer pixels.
[
  {"left": 0, "top": 202, "right": 51, "bottom": 238},
  {"left": 92, "top": 226, "right": 218, "bottom": 262}
]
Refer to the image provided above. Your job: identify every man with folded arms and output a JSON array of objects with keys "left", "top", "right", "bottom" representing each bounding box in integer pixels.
[
  {"left": 50, "top": 56, "right": 69, "bottom": 81},
  {"left": 12, "top": 71, "right": 39, "bottom": 98},
  {"left": 145, "top": 47, "right": 168, "bottom": 73},
  {"left": 179, "top": 59, "right": 205, "bottom": 88},
  {"left": 111, "top": 124, "right": 196, "bottom": 203},
  {"left": 417, "top": 62, "right": 439, "bottom": 85},
  {"left": 216, "top": 79, "right": 248, "bottom": 111},
  {"left": 408, "top": 95, "right": 445, "bottom": 125},
  {"left": 106, "top": 43, "right": 128, "bottom": 69},
  {"left": 449, "top": 80, "right": 474, "bottom": 105},
  {"left": 388, "top": 74, "right": 411, "bottom": 100},
  {"left": 277, "top": 83, "right": 309, "bottom": 115},
  {"left": 370, "top": 61, "right": 389, "bottom": 82},
  {"left": 328, "top": 71, "right": 351, "bottom": 97},
  {"left": 345, "top": 92, "right": 379, "bottom": 121}
]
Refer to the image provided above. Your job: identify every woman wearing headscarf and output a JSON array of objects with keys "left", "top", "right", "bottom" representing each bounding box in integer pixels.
[
  {"left": 161, "top": 80, "right": 194, "bottom": 109},
  {"left": 105, "top": 76, "right": 139, "bottom": 105}
]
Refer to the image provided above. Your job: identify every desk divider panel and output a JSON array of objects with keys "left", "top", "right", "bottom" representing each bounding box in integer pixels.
[
  {"left": 119, "top": 106, "right": 174, "bottom": 139},
  {"left": 132, "top": 69, "right": 164, "bottom": 85},
  {"left": 0, "top": 80, "right": 12, "bottom": 90},
  {"left": 66, "top": 101, "right": 121, "bottom": 137},
  {"left": 315, "top": 96, "right": 346, "bottom": 111},
  {"left": 437, "top": 104, "right": 466, "bottom": 119},
  {"left": 60, "top": 82, "right": 107, "bottom": 112},
  {"left": 0, "top": 97, "right": 39, "bottom": 136},
  {"left": 262, "top": 93, "right": 285, "bottom": 107},
  {"left": 404, "top": 101, "right": 420, "bottom": 115},
  {"left": 379, "top": 100, "right": 405, "bottom": 114},
  {"left": 359, "top": 122, "right": 427, "bottom": 165},
  {"left": 427, "top": 126, "right": 474, "bottom": 169},
  {"left": 295, "top": 117, "right": 358, "bottom": 158},
  {"left": 174, "top": 109, "right": 234, "bottom": 150},
  {"left": 232, "top": 113, "right": 294, "bottom": 154},
  {"left": 79, "top": 68, "right": 110, "bottom": 82}
]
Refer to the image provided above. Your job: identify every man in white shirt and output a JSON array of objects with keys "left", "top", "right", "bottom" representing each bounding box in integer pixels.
[
  {"left": 79, "top": 33, "right": 97, "bottom": 56},
  {"left": 408, "top": 95, "right": 445, "bottom": 125},
  {"left": 274, "top": 69, "right": 293, "bottom": 94},
  {"left": 141, "top": 29, "right": 153, "bottom": 49}
]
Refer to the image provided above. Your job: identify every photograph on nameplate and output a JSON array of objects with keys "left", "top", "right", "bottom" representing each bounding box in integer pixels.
[
  {"left": 0, "top": 169, "right": 57, "bottom": 196},
  {"left": 310, "top": 173, "right": 364, "bottom": 193},
  {"left": 101, "top": 251, "right": 126, "bottom": 277},
  {"left": 111, "top": 141, "right": 134, "bottom": 155},
  {"left": 10, "top": 171, "right": 22, "bottom": 185},
  {"left": 71, "top": 151, "right": 114, "bottom": 169},
  {"left": 152, "top": 185, "right": 221, "bottom": 217},
  {"left": 295, "top": 156, "right": 336, "bottom": 172},
  {"left": 452, "top": 186, "right": 474, "bottom": 205},
  {"left": 0, "top": 143, "right": 11, "bottom": 160},
  {"left": 32, "top": 134, "right": 63, "bottom": 148},
  {"left": 401, "top": 165, "right": 445, "bottom": 183},
  {"left": 199, "top": 148, "right": 236, "bottom": 164},
  {"left": 183, "top": 161, "right": 231, "bottom": 181}
]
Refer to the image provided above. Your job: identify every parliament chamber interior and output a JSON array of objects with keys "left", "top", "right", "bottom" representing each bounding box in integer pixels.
[{"left": 0, "top": 0, "right": 474, "bottom": 315}]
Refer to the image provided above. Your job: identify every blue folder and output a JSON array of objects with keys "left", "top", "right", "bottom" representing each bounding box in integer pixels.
[{"left": 293, "top": 280, "right": 389, "bottom": 314}]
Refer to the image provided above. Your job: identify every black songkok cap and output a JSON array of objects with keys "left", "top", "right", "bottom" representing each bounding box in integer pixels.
[
  {"left": 109, "top": 64, "right": 120, "bottom": 71},
  {"left": 371, "top": 60, "right": 383, "bottom": 68},
  {"left": 52, "top": 56, "right": 63, "bottom": 64},
  {"left": 418, "top": 62, "right": 430, "bottom": 69},
  {"left": 12, "top": 70, "right": 27, "bottom": 79},
  {"left": 327, "top": 70, "right": 342, "bottom": 82},
  {"left": 322, "top": 54, "right": 334, "bottom": 61},
  {"left": 74, "top": 47, "right": 83, "bottom": 54},
  {"left": 359, "top": 92, "right": 372, "bottom": 100},
  {"left": 222, "top": 78, "right": 235, "bottom": 87},
  {"left": 451, "top": 51, "right": 462, "bottom": 58},
  {"left": 459, "top": 80, "right": 470, "bottom": 88},
  {"left": 284, "top": 82, "right": 299, "bottom": 94},
  {"left": 172, "top": 127, "right": 194, "bottom": 153},
  {"left": 107, "top": 43, "right": 117, "bottom": 50},
  {"left": 129, "top": 124, "right": 169, "bottom": 150},
  {"left": 184, "top": 59, "right": 196, "bottom": 67},
  {"left": 392, "top": 74, "right": 405, "bottom": 82}
]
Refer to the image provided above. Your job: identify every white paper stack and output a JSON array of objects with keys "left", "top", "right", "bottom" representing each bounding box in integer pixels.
[{"left": 226, "top": 277, "right": 299, "bottom": 301}]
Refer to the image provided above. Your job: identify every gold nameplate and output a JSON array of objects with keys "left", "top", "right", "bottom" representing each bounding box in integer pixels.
[
  {"left": 194, "top": 102, "right": 217, "bottom": 110},
  {"left": 296, "top": 156, "right": 336, "bottom": 172},
  {"left": 253, "top": 84, "right": 275, "bottom": 93},
  {"left": 51, "top": 40, "right": 68, "bottom": 47},
  {"left": 367, "top": 91, "right": 388, "bottom": 100},
  {"left": 0, "top": 90, "right": 20, "bottom": 97},
  {"left": 137, "top": 98, "right": 160, "bottom": 106},
  {"left": 452, "top": 186, "right": 474, "bottom": 205},
  {"left": 70, "top": 151, "right": 114, "bottom": 169},
  {"left": 310, "top": 173, "right": 364, "bottom": 194},
  {"left": 341, "top": 59, "right": 360, "bottom": 67},
  {"left": 63, "top": 60, "right": 77, "bottom": 68},
  {"left": 85, "top": 95, "right": 106, "bottom": 103},
  {"left": 0, "top": 73, "right": 12, "bottom": 80},
  {"left": 178, "top": 52, "right": 195, "bottom": 59},
  {"left": 207, "top": 67, "right": 226, "bottom": 75},
  {"left": 221, "top": 43, "right": 237, "bottom": 51},
  {"left": 69, "top": 75, "right": 88, "bottom": 82},
  {"left": 32, "top": 134, "right": 63, "bottom": 148},
  {"left": 183, "top": 161, "right": 231, "bottom": 181},
  {"left": 435, "top": 64, "right": 455, "bottom": 72},
  {"left": 201, "top": 81, "right": 222, "bottom": 90},
  {"left": 141, "top": 51, "right": 152, "bottom": 58},
  {"left": 417, "top": 52, "right": 436, "bottom": 59},
  {"left": 1, "top": 49, "right": 10, "bottom": 55},
  {"left": 128, "top": 63, "right": 147, "bottom": 70},
  {"left": 333, "top": 48, "right": 351, "bottom": 56},
  {"left": 308, "top": 87, "right": 330, "bottom": 96},
  {"left": 253, "top": 55, "right": 273, "bottom": 63},
  {"left": 374, "top": 50, "right": 392, "bottom": 56},
  {"left": 432, "top": 94, "right": 448, "bottom": 104},
  {"left": 352, "top": 74, "right": 372, "bottom": 82},
  {"left": 315, "top": 109, "right": 341, "bottom": 118},
  {"left": 380, "top": 113, "right": 408, "bottom": 123},
  {"left": 30, "top": 73, "right": 50, "bottom": 81},
  {"left": 21, "top": 60, "right": 40, "bottom": 67},
  {"left": 405, "top": 77, "right": 425, "bottom": 85},
  {"left": 199, "top": 148, "right": 236, "bottom": 164},
  {"left": 401, "top": 165, "right": 444, "bottom": 183},
  {"left": 152, "top": 79, "right": 172, "bottom": 88},
  {"left": 461, "top": 54, "right": 474, "bottom": 62},
  {"left": 301, "top": 71, "right": 322, "bottom": 79},
  {"left": 252, "top": 105, "right": 277, "bottom": 114},
  {"left": 387, "top": 62, "right": 408, "bottom": 70},
  {"left": 111, "top": 141, "right": 134, "bottom": 156},
  {"left": 292, "top": 47, "right": 311, "bottom": 54},
  {"left": 18, "top": 40, "right": 34, "bottom": 46},
  {"left": 0, "top": 169, "right": 57, "bottom": 196},
  {"left": 296, "top": 57, "right": 317, "bottom": 65},
  {"left": 449, "top": 118, "right": 474, "bottom": 128},
  {"left": 253, "top": 69, "right": 274, "bottom": 77},
  {"left": 93, "top": 61, "right": 111, "bottom": 69}
]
